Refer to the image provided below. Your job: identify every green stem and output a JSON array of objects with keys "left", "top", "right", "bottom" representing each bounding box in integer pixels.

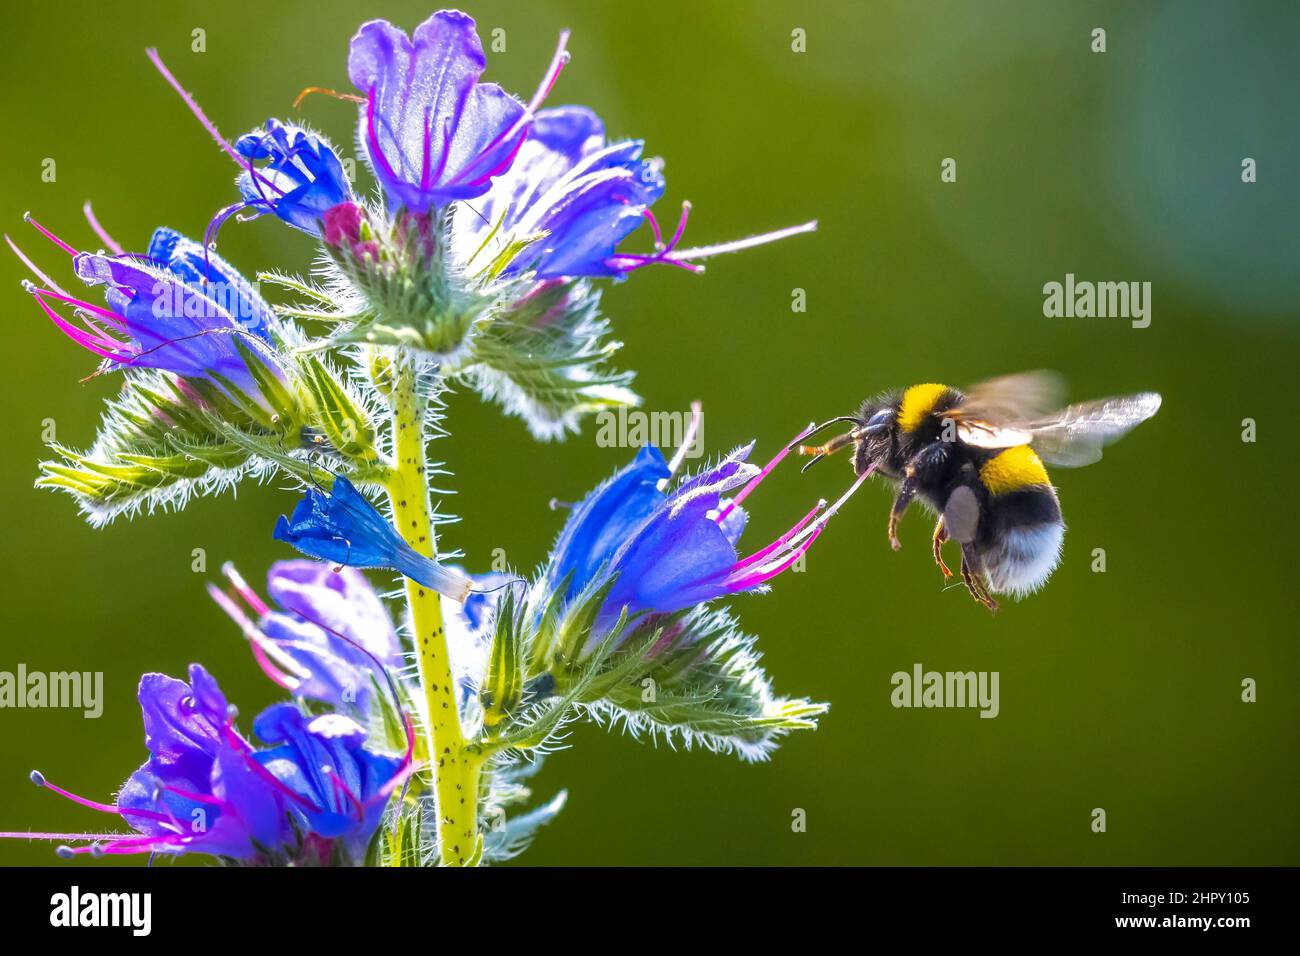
[{"left": 383, "top": 352, "right": 482, "bottom": 866}]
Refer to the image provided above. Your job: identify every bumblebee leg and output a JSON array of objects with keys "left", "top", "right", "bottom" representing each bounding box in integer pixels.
[
  {"left": 888, "top": 475, "right": 918, "bottom": 551},
  {"left": 959, "top": 544, "right": 999, "bottom": 613},
  {"left": 931, "top": 518, "right": 952, "bottom": 579}
]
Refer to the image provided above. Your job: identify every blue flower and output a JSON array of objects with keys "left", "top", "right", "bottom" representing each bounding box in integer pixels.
[
  {"left": 232, "top": 119, "right": 353, "bottom": 237},
  {"left": 548, "top": 445, "right": 671, "bottom": 602},
  {"left": 17, "top": 217, "right": 287, "bottom": 407},
  {"left": 143, "top": 51, "right": 351, "bottom": 242},
  {"left": 548, "top": 419, "right": 871, "bottom": 633},
  {"left": 348, "top": 10, "right": 569, "bottom": 213},
  {"left": 147, "top": 227, "right": 277, "bottom": 341},
  {"left": 254, "top": 704, "right": 404, "bottom": 863},
  {"left": 455, "top": 106, "right": 667, "bottom": 279},
  {"left": 274, "top": 474, "right": 473, "bottom": 602}
]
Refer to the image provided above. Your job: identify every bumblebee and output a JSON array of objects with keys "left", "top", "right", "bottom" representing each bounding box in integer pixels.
[{"left": 799, "top": 372, "right": 1161, "bottom": 611}]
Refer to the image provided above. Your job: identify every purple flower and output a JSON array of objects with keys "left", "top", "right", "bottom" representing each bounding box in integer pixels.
[
  {"left": 454, "top": 106, "right": 667, "bottom": 278},
  {"left": 548, "top": 413, "right": 872, "bottom": 631},
  {"left": 14, "top": 216, "right": 287, "bottom": 408},
  {"left": 231, "top": 119, "right": 354, "bottom": 237},
  {"left": 19, "top": 664, "right": 408, "bottom": 863},
  {"left": 453, "top": 101, "right": 819, "bottom": 279},
  {"left": 209, "top": 561, "right": 402, "bottom": 719},
  {"left": 211, "top": 559, "right": 506, "bottom": 727},
  {"left": 348, "top": 10, "right": 569, "bottom": 213},
  {"left": 24, "top": 665, "right": 289, "bottom": 860},
  {"left": 273, "top": 474, "right": 473, "bottom": 602}
]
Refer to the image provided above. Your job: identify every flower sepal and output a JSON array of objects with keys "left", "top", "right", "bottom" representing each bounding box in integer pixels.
[
  {"left": 479, "top": 586, "right": 524, "bottom": 730},
  {"left": 299, "top": 355, "right": 380, "bottom": 465},
  {"left": 321, "top": 207, "right": 493, "bottom": 360},
  {"left": 36, "top": 370, "right": 272, "bottom": 525}
]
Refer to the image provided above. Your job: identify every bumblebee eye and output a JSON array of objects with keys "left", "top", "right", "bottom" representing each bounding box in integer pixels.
[{"left": 863, "top": 409, "right": 893, "bottom": 433}]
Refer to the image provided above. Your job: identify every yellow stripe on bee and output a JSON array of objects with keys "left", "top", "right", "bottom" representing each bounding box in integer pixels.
[
  {"left": 898, "top": 383, "right": 949, "bottom": 433},
  {"left": 979, "top": 445, "right": 1052, "bottom": 496}
]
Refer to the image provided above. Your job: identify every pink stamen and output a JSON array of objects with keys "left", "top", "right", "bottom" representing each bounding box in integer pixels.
[
  {"left": 220, "top": 562, "right": 270, "bottom": 616},
  {"left": 526, "top": 31, "right": 571, "bottom": 114},
  {"left": 454, "top": 133, "right": 527, "bottom": 190},
  {"left": 0, "top": 831, "right": 128, "bottom": 842},
  {"left": 664, "top": 201, "right": 691, "bottom": 250},
  {"left": 30, "top": 293, "right": 128, "bottom": 358},
  {"left": 608, "top": 203, "right": 709, "bottom": 274},
  {"left": 7, "top": 235, "right": 71, "bottom": 296},
  {"left": 716, "top": 421, "right": 819, "bottom": 524},
  {"left": 472, "top": 30, "right": 571, "bottom": 165},
  {"left": 146, "top": 48, "right": 243, "bottom": 165},
  {"left": 723, "top": 464, "right": 874, "bottom": 590},
  {"left": 642, "top": 208, "right": 665, "bottom": 248},
  {"left": 729, "top": 531, "right": 824, "bottom": 589},
  {"left": 730, "top": 499, "right": 826, "bottom": 573},
  {"left": 33, "top": 286, "right": 125, "bottom": 324},
  {"left": 727, "top": 527, "right": 825, "bottom": 590},
  {"left": 23, "top": 213, "right": 78, "bottom": 256},
  {"left": 206, "top": 583, "right": 298, "bottom": 691},
  {"left": 446, "top": 30, "right": 570, "bottom": 194},
  {"left": 82, "top": 201, "right": 124, "bottom": 255},
  {"left": 203, "top": 200, "right": 257, "bottom": 262},
  {"left": 31, "top": 771, "right": 168, "bottom": 824}
]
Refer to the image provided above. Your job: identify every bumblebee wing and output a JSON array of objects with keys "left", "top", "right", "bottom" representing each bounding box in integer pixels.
[
  {"left": 951, "top": 371, "right": 1066, "bottom": 449},
  {"left": 958, "top": 370, "right": 1067, "bottom": 424},
  {"left": 1026, "top": 392, "right": 1162, "bottom": 467},
  {"left": 955, "top": 419, "right": 1035, "bottom": 449}
]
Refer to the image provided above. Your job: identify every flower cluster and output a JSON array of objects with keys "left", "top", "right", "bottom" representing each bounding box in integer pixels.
[
  {"left": 8, "top": 8, "right": 829, "bottom": 867},
  {"left": 28, "top": 658, "right": 407, "bottom": 864}
]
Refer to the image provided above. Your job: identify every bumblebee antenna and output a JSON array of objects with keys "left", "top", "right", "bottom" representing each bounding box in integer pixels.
[
  {"left": 796, "top": 428, "right": 859, "bottom": 473},
  {"left": 784, "top": 416, "right": 860, "bottom": 452}
]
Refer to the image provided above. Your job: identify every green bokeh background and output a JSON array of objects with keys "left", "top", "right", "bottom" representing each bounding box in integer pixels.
[{"left": 1, "top": 0, "right": 1296, "bottom": 866}]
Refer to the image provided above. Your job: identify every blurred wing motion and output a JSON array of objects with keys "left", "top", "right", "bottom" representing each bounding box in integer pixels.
[
  {"left": 951, "top": 371, "right": 1064, "bottom": 449},
  {"left": 951, "top": 371, "right": 1162, "bottom": 467},
  {"left": 1021, "top": 392, "right": 1163, "bottom": 467}
]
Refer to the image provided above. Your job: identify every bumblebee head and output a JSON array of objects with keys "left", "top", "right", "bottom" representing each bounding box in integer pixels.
[{"left": 852, "top": 394, "right": 907, "bottom": 477}]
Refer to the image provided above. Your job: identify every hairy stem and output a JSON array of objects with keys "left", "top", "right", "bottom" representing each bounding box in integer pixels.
[{"left": 383, "top": 352, "right": 481, "bottom": 866}]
